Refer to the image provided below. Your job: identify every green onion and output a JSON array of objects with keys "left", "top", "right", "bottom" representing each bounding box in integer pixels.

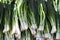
[
  {"left": 44, "top": 19, "right": 51, "bottom": 39},
  {"left": 3, "top": 4, "right": 10, "bottom": 33},
  {"left": 11, "top": 4, "right": 21, "bottom": 40},
  {"left": 38, "top": 3, "right": 45, "bottom": 31},
  {"left": 29, "top": 9, "right": 37, "bottom": 29},
  {"left": 17, "top": 0, "right": 28, "bottom": 31},
  {"left": 46, "top": 2, "right": 56, "bottom": 34},
  {"left": 28, "top": 8, "right": 37, "bottom": 36}
]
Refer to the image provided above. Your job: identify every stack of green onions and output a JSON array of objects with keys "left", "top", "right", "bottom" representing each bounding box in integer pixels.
[{"left": 34, "top": 0, "right": 46, "bottom": 40}]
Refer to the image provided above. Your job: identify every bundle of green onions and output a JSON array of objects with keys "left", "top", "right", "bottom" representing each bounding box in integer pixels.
[
  {"left": 38, "top": 1, "right": 45, "bottom": 31},
  {"left": 11, "top": 4, "right": 21, "bottom": 40},
  {"left": 26, "top": 0, "right": 37, "bottom": 36},
  {"left": 17, "top": 0, "right": 28, "bottom": 31},
  {"left": 3, "top": 2, "right": 10, "bottom": 33},
  {"left": 28, "top": 8, "right": 37, "bottom": 36},
  {"left": 34, "top": 1, "right": 46, "bottom": 40}
]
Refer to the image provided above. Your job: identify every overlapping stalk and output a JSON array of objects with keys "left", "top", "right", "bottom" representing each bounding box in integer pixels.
[
  {"left": 34, "top": 0, "right": 46, "bottom": 40},
  {"left": 2, "top": 0, "right": 15, "bottom": 40}
]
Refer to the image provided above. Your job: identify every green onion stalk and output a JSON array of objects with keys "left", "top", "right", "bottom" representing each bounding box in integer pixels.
[
  {"left": 11, "top": 4, "right": 21, "bottom": 40},
  {"left": 2, "top": 1, "right": 14, "bottom": 40},
  {"left": 28, "top": 8, "right": 37, "bottom": 36},
  {"left": 38, "top": 3, "right": 45, "bottom": 31},
  {"left": 3, "top": 6, "right": 10, "bottom": 40},
  {"left": 3, "top": 4, "right": 10, "bottom": 33},
  {"left": 56, "top": 1, "right": 60, "bottom": 39},
  {"left": 24, "top": 1, "right": 31, "bottom": 40},
  {"left": 44, "top": 19, "right": 52, "bottom": 39},
  {"left": 17, "top": 0, "right": 28, "bottom": 31},
  {"left": 0, "top": 3, "right": 5, "bottom": 39},
  {"left": 47, "top": 2, "right": 56, "bottom": 34}
]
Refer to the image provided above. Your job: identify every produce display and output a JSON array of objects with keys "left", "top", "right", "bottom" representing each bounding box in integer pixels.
[{"left": 0, "top": 0, "right": 60, "bottom": 40}]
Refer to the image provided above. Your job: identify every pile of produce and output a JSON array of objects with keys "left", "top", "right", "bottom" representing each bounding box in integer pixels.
[{"left": 0, "top": 0, "right": 60, "bottom": 40}]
